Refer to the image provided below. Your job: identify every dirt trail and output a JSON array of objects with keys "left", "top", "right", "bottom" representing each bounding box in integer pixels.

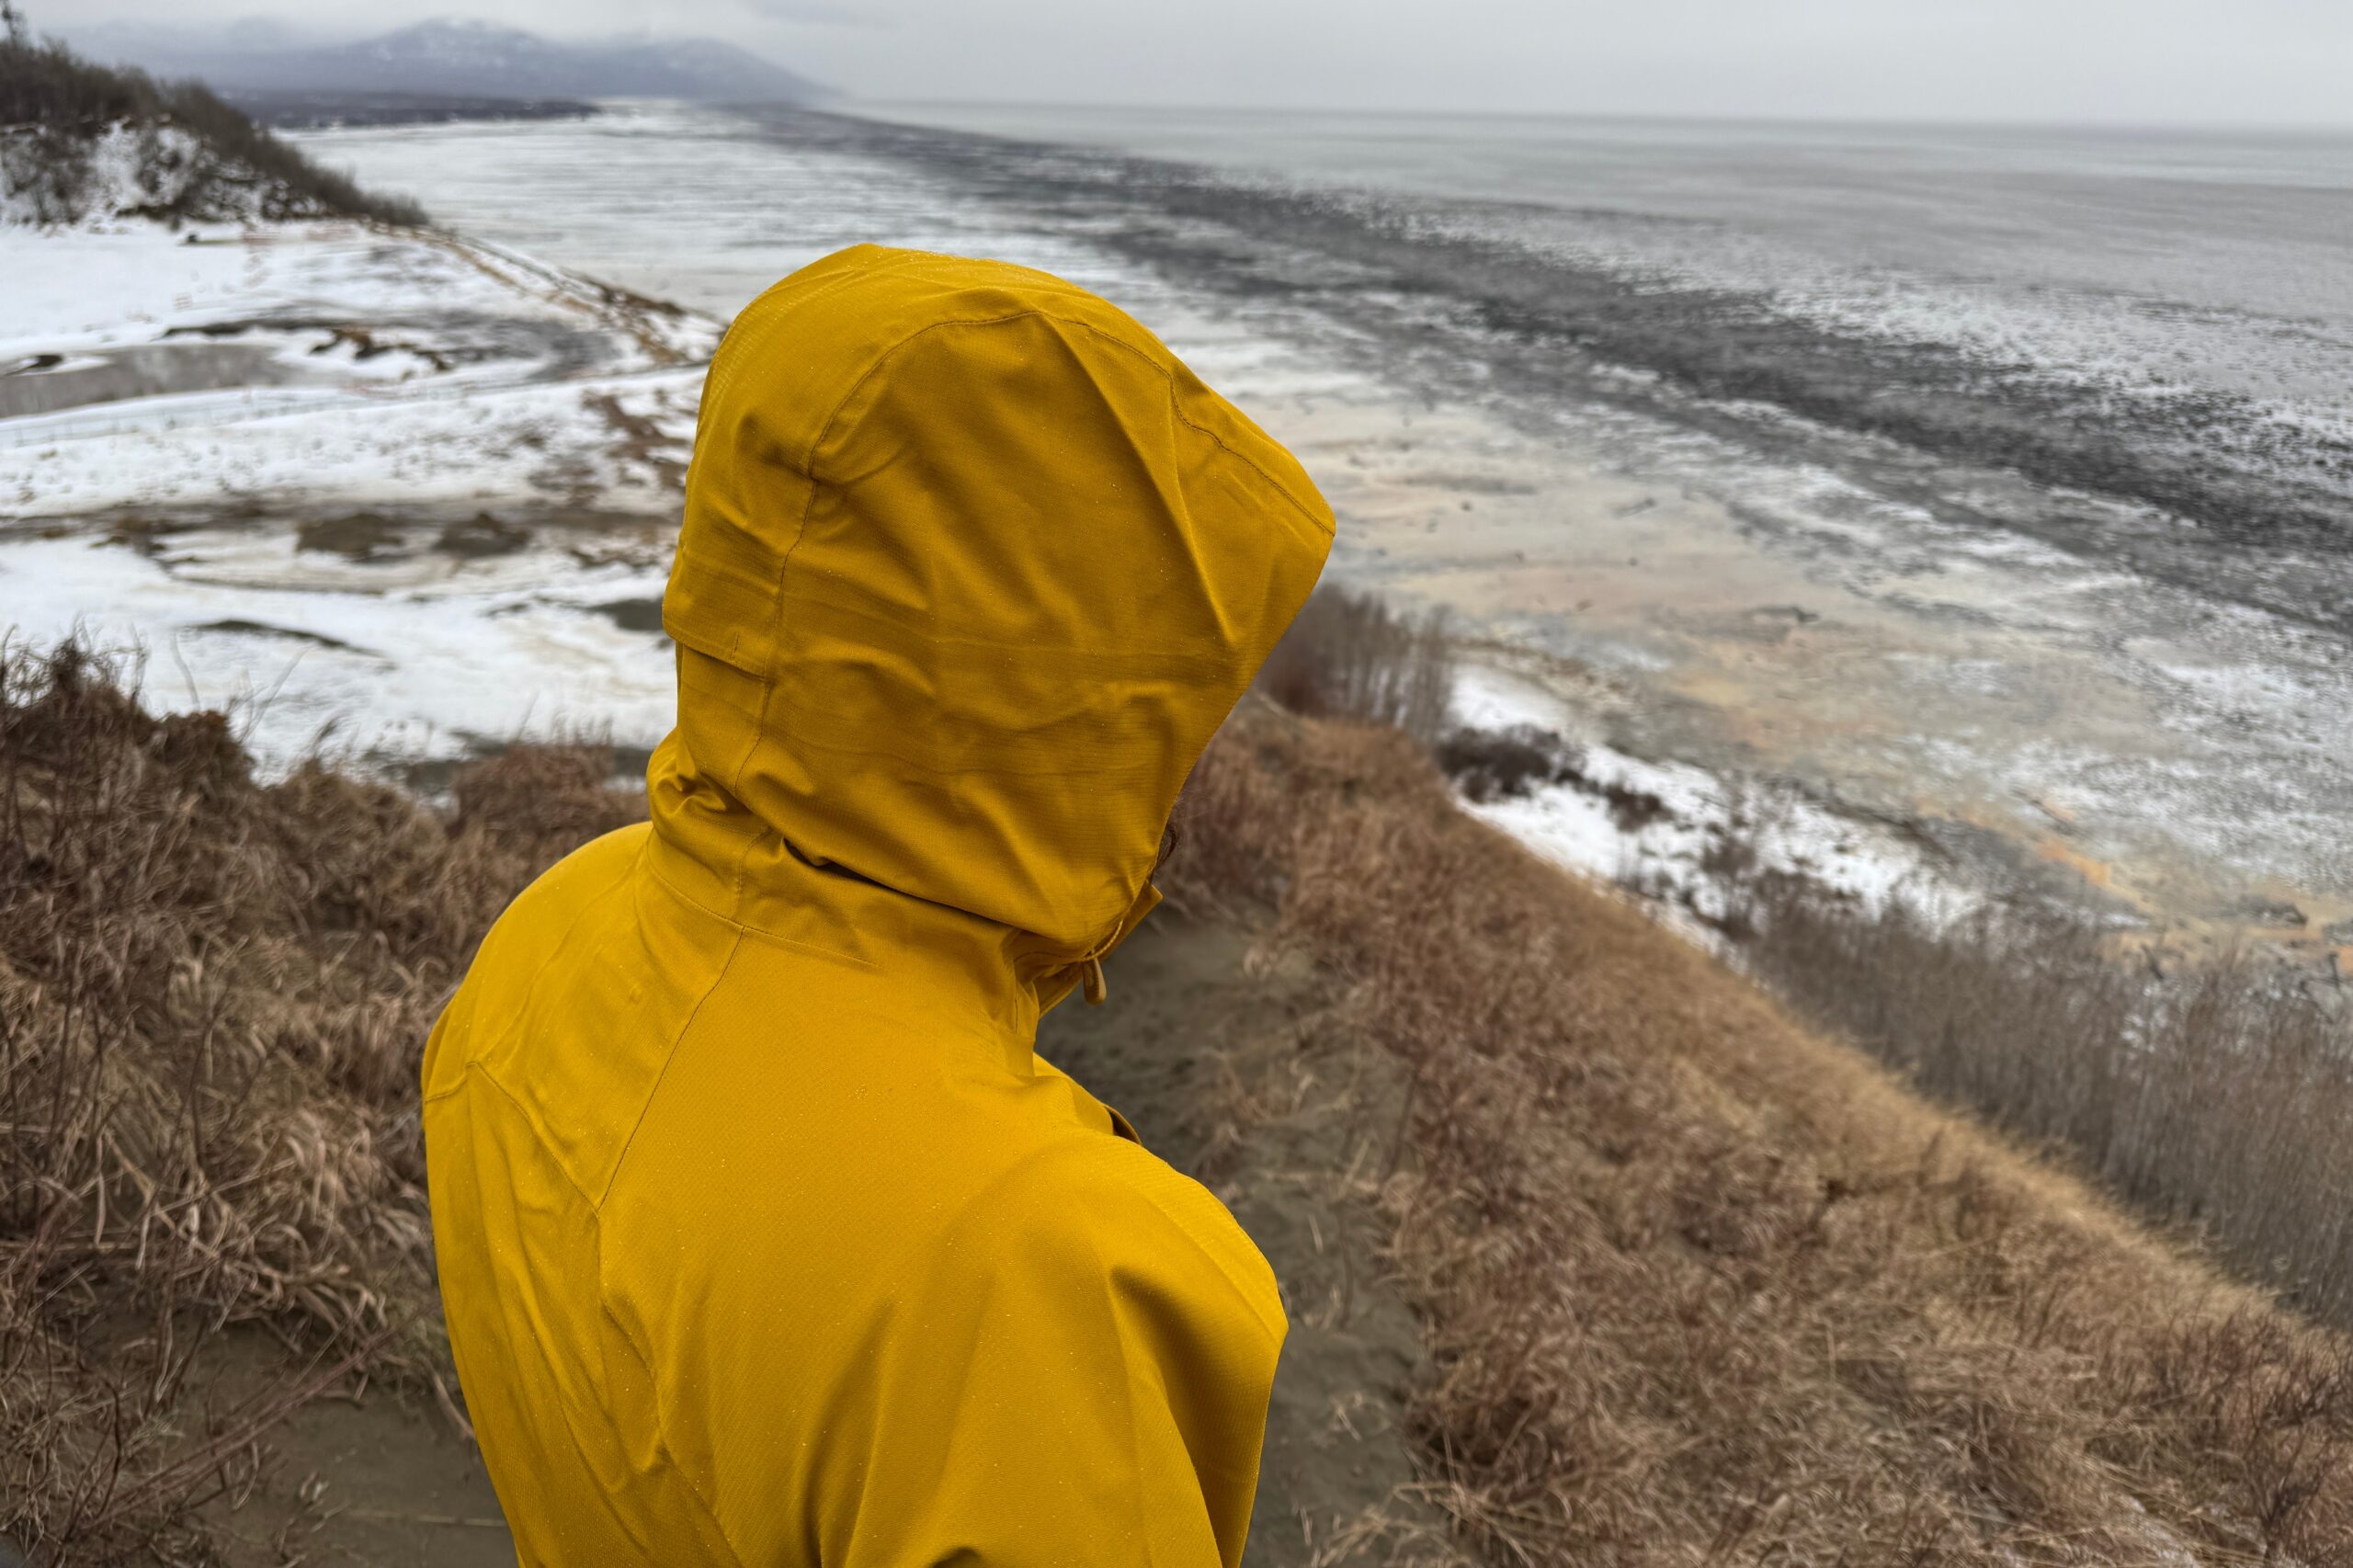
[{"left": 186, "top": 1335, "right": 506, "bottom": 1568}]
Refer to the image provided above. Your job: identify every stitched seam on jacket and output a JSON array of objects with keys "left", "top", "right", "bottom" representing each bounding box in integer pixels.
[
  {"left": 800, "top": 307, "right": 1333, "bottom": 531},
  {"left": 418, "top": 861, "right": 635, "bottom": 1108},
  {"left": 596, "top": 924, "right": 747, "bottom": 1210},
  {"left": 700, "top": 249, "right": 941, "bottom": 722},
  {"left": 639, "top": 835, "right": 879, "bottom": 971},
  {"left": 453, "top": 1062, "right": 755, "bottom": 1568},
  {"left": 725, "top": 302, "right": 1330, "bottom": 806},
  {"left": 729, "top": 472, "right": 818, "bottom": 796},
  {"left": 1066, "top": 312, "right": 1336, "bottom": 535},
  {"left": 597, "top": 1295, "right": 753, "bottom": 1568},
  {"left": 702, "top": 251, "right": 889, "bottom": 425},
  {"left": 589, "top": 926, "right": 753, "bottom": 1567}
]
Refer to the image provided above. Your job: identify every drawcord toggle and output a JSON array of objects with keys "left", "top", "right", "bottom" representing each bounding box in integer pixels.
[{"left": 1077, "top": 928, "right": 1116, "bottom": 1006}]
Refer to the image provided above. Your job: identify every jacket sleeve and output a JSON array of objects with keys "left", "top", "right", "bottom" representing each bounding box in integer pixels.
[{"left": 829, "top": 1138, "right": 1287, "bottom": 1568}]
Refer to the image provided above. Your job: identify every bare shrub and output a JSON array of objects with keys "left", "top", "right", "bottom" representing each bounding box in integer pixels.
[
  {"left": 1431, "top": 724, "right": 1578, "bottom": 804},
  {"left": 1257, "top": 584, "right": 1455, "bottom": 745},
  {"left": 0, "top": 642, "right": 637, "bottom": 1562},
  {"left": 1169, "top": 708, "right": 2353, "bottom": 1566}
]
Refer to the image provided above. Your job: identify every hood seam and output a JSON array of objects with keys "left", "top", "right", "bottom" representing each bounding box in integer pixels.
[
  {"left": 718, "top": 305, "right": 1330, "bottom": 867},
  {"left": 793, "top": 308, "right": 1334, "bottom": 534},
  {"left": 639, "top": 836, "right": 878, "bottom": 973}
]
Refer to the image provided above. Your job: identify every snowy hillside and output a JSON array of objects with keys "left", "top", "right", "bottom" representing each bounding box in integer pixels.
[
  {"left": 3, "top": 24, "right": 426, "bottom": 226},
  {"left": 0, "top": 219, "right": 721, "bottom": 515},
  {"left": 2, "top": 119, "right": 343, "bottom": 225},
  {"left": 1, "top": 29, "right": 724, "bottom": 771},
  {"left": 0, "top": 210, "right": 723, "bottom": 767}
]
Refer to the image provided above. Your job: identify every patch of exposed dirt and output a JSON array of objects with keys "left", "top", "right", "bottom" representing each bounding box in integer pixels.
[
  {"left": 583, "top": 390, "right": 688, "bottom": 492},
  {"left": 185, "top": 1334, "right": 509, "bottom": 1568},
  {"left": 295, "top": 511, "right": 411, "bottom": 562},
  {"left": 434, "top": 512, "right": 533, "bottom": 559},
  {"left": 193, "top": 617, "right": 367, "bottom": 652},
  {"left": 590, "top": 596, "right": 665, "bottom": 633}
]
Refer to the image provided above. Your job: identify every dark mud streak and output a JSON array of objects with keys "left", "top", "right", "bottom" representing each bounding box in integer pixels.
[
  {"left": 194, "top": 618, "right": 369, "bottom": 653},
  {"left": 167, "top": 307, "right": 623, "bottom": 378},
  {"left": 747, "top": 108, "right": 2353, "bottom": 637}
]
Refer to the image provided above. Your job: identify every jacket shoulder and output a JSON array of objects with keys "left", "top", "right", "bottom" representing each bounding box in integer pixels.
[
  {"left": 815, "top": 1133, "right": 1286, "bottom": 1566},
  {"left": 421, "top": 822, "right": 652, "bottom": 1104},
  {"left": 961, "top": 1132, "right": 1288, "bottom": 1349}
]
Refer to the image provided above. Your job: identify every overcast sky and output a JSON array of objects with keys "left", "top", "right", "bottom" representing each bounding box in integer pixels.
[{"left": 47, "top": 0, "right": 2353, "bottom": 127}]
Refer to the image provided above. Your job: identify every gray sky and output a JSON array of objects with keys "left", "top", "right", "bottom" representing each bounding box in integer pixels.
[{"left": 48, "top": 0, "right": 2353, "bottom": 126}]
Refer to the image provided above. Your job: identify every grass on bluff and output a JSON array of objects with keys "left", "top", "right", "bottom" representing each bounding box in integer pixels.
[
  {"left": 1734, "top": 878, "right": 2353, "bottom": 1330},
  {"left": 0, "top": 642, "right": 626, "bottom": 1562},
  {"left": 1174, "top": 699, "right": 2353, "bottom": 1565},
  {"left": 1201, "top": 584, "right": 2353, "bottom": 1564},
  {"left": 1431, "top": 707, "right": 2353, "bottom": 1335},
  {"left": 1256, "top": 585, "right": 1454, "bottom": 747}
]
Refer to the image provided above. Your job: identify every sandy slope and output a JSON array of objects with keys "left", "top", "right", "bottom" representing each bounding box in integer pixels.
[{"left": 1040, "top": 918, "right": 1457, "bottom": 1564}]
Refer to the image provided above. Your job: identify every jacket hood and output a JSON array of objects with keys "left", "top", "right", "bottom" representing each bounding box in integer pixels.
[{"left": 653, "top": 244, "right": 1334, "bottom": 963}]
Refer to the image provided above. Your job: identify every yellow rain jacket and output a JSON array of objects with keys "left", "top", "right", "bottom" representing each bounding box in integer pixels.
[{"left": 422, "top": 244, "right": 1334, "bottom": 1566}]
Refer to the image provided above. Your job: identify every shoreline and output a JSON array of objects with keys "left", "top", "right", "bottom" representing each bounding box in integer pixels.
[
  {"left": 11, "top": 472, "right": 2345, "bottom": 988},
  {"left": 7, "top": 108, "right": 2350, "bottom": 965}
]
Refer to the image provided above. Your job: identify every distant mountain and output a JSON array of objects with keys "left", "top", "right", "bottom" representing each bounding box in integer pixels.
[{"left": 68, "top": 18, "right": 828, "bottom": 104}]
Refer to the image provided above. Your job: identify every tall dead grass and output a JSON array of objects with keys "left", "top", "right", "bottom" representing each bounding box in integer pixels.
[
  {"left": 1733, "top": 881, "right": 2353, "bottom": 1329},
  {"left": 1167, "top": 710, "right": 2353, "bottom": 1566},
  {"left": 11, "top": 601, "right": 2349, "bottom": 1567},
  {"left": 0, "top": 642, "right": 637, "bottom": 1563},
  {"left": 1256, "top": 585, "right": 1455, "bottom": 745}
]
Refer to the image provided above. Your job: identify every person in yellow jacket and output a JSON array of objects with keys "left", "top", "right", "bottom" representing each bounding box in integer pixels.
[{"left": 422, "top": 244, "right": 1335, "bottom": 1565}]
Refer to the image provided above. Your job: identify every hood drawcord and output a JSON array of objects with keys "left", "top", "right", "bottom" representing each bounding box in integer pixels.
[
  {"left": 1071, "top": 880, "right": 1165, "bottom": 1007},
  {"left": 1078, "top": 928, "right": 1118, "bottom": 1006}
]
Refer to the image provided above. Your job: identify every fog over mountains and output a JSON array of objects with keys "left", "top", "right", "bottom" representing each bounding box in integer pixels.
[{"left": 64, "top": 18, "right": 828, "bottom": 102}]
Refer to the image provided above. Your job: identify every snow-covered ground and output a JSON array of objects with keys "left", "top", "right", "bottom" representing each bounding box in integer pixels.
[
  {"left": 0, "top": 207, "right": 725, "bottom": 771},
  {"left": 0, "top": 518, "right": 677, "bottom": 769},
  {"left": 1449, "top": 657, "right": 1981, "bottom": 943},
  {"left": 6, "top": 105, "right": 2346, "bottom": 970},
  {"left": 0, "top": 219, "right": 717, "bottom": 517}
]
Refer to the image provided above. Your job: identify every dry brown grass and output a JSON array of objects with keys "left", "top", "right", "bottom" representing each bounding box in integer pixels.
[
  {"left": 1168, "top": 709, "right": 2353, "bottom": 1567},
  {"left": 0, "top": 642, "right": 639, "bottom": 1564}
]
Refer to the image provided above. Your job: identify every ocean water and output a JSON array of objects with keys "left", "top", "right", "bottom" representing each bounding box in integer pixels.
[
  {"left": 818, "top": 105, "right": 2353, "bottom": 630},
  {"left": 306, "top": 102, "right": 2353, "bottom": 627},
  {"left": 273, "top": 103, "right": 2353, "bottom": 922}
]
